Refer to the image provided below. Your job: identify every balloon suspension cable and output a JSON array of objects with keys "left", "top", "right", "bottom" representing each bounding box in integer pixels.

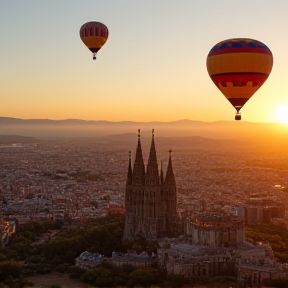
[{"left": 93, "top": 53, "right": 96, "bottom": 60}]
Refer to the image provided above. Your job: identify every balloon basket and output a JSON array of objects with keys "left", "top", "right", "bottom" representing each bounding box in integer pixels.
[{"left": 235, "top": 113, "right": 241, "bottom": 121}]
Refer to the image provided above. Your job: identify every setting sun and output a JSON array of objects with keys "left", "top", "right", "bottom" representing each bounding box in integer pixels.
[{"left": 273, "top": 105, "right": 288, "bottom": 124}]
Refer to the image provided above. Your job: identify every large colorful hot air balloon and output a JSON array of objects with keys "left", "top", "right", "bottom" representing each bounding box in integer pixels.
[
  {"left": 206, "top": 38, "right": 273, "bottom": 120},
  {"left": 79, "top": 22, "right": 109, "bottom": 60}
]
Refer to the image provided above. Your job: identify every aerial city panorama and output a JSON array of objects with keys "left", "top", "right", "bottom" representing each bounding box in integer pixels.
[{"left": 1, "top": 1, "right": 288, "bottom": 288}]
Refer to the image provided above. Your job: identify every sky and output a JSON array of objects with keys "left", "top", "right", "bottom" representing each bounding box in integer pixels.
[{"left": 0, "top": 0, "right": 288, "bottom": 123}]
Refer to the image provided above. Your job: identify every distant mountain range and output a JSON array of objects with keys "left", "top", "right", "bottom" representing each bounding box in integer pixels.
[{"left": 0, "top": 117, "right": 287, "bottom": 142}]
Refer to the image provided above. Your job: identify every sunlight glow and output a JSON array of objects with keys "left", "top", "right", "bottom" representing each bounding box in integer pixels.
[{"left": 273, "top": 105, "right": 288, "bottom": 124}]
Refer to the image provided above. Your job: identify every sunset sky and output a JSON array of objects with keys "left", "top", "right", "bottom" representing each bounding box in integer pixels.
[{"left": 1, "top": 1, "right": 288, "bottom": 123}]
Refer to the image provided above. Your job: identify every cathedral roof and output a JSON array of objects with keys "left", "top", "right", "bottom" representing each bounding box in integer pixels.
[
  {"left": 146, "top": 129, "right": 159, "bottom": 186},
  {"left": 132, "top": 129, "right": 145, "bottom": 186},
  {"left": 164, "top": 150, "right": 176, "bottom": 186}
]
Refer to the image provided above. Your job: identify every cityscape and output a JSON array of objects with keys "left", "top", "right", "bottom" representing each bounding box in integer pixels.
[
  {"left": 1, "top": 129, "right": 288, "bottom": 287},
  {"left": 1, "top": 1, "right": 288, "bottom": 288},
  {"left": 1, "top": 132, "right": 287, "bottom": 226}
]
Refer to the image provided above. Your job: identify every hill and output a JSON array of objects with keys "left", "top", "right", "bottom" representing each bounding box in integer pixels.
[{"left": 1, "top": 117, "right": 288, "bottom": 145}]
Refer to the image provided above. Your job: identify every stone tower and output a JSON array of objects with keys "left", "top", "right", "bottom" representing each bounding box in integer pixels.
[
  {"left": 161, "top": 150, "right": 178, "bottom": 236},
  {"left": 123, "top": 130, "right": 178, "bottom": 241}
]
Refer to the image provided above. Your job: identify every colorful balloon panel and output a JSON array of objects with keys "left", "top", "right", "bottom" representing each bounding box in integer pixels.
[
  {"left": 80, "top": 22, "right": 109, "bottom": 59},
  {"left": 206, "top": 38, "right": 273, "bottom": 115}
]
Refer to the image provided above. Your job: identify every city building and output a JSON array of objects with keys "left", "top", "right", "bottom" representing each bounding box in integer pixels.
[
  {"left": 243, "top": 198, "right": 285, "bottom": 224},
  {"left": 123, "top": 130, "right": 179, "bottom": 241},
  {"left": 186, "top": 212, "right": 245, "bottom": 248}
]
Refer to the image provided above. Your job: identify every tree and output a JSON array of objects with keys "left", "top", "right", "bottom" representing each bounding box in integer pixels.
[
  {"left": 0, "top": 261, "right": 22, "bottom": 281},
  {"left": 128, "top": 268, "right": 163, "bottom": 287}
]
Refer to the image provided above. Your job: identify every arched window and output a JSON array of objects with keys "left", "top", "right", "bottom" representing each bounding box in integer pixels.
[
  {"left": 95, "top": 27, "right": 99, "bottom": 36},
  {"left": 90, "top": 27, "right": 93, "bottom": 36},
  {"left": 101, "top": 29, "right": 104, "bottom": 37},
  {"left": 85, "top": 28, "right": 89, "bottom": 37}
]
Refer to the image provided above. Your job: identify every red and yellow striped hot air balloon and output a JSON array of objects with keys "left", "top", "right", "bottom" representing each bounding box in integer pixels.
[
  {"left": 80, "top": 21, "right": 109, "bottom": 60},
  {"left": 206, "top": 38, "right": 273, "bottom": 120}
]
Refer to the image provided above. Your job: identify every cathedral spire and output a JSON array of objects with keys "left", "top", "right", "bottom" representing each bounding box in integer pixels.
[
  {"left": 164, "top": 149, "right": 176, "bottom": 186},
  {"left": 126, "top": 151, "right": 133, "bottom": 185},
  {"left": 132, "top": 129, "right": 145, "bottom": 186},
  {"left": 146, "top": 129, "right": 159, "bottom": 186}
]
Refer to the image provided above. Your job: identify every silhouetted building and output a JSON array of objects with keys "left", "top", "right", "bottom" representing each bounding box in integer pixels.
[
  {"left": 243, "top": 199, "right": 285, "bottom": 224},
  {"left": 123, "top": 130, "right": 179, "bottom": 241},
  {"left": 186, "top": 212, "right": 244, "bottom": 248}
]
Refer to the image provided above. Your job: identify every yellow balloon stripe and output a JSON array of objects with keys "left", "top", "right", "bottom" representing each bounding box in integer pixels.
[
  {"left": 207, "top": 53, "right": 273, "bottom": 75},
  {"left": 81, "top": 36, "right": 107, "bottom": 49}
]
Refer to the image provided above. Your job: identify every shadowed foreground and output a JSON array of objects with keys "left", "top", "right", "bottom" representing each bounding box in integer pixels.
[
  {"left": 25, "top": 273, "right": 244, "bottom": 288},
  {"left": 25, "top": 272, "right": 88, "bottom": 288}
]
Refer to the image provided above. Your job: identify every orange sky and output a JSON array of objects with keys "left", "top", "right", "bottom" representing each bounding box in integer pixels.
[{"left": 1, "top": 1, "right": 288, "bottom": 123}]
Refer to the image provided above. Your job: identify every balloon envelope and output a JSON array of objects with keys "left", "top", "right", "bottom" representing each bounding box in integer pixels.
[
  {"left": 206, "top": 38, "right": 273, "bottom": 119},
  {"left": 80, "top": 22, "right": 109, "bottom": 59}
]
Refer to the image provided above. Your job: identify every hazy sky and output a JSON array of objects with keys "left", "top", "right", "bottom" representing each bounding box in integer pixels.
[{"left": 1, "top": 1, "right": 288, "bottom": 123}]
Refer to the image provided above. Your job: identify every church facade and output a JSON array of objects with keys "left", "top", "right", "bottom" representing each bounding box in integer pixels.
[{"left": 123, "top": 130, "right": 179, "bottom": 241}]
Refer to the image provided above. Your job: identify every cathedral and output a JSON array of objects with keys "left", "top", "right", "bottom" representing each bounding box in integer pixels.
[
  {"left": 123, "top": 130, "right": 179, "bottom": 241},
  {"left": 121, "top": 131, "right": 288, "bottom": 286}
]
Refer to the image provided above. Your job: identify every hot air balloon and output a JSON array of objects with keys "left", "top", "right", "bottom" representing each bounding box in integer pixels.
[
  {"left": 79, "top": 22, "right": 109, "bottom": 60},
  {"left": 206, "top": 38, "right": 273, "bottom": 120}
]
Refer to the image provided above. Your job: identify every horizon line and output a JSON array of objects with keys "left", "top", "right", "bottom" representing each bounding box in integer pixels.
[{"left": 1, "top": 116, "right": 285, "bottom": 125}]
